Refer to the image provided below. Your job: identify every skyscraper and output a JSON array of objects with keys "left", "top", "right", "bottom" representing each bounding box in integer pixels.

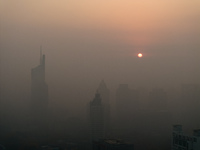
[
  {"left": 180, "top": 84, "right": 200, "bottom": 129},
  {"left": 97, "top": 80, "right": 110, "bottom": 105},
  {"left": 89, "top": 92, "right": 104, "bottom": 141},
  {"left": 30, "top": 48, "right": 48, "bottom": 130},
  {"left": 181, "top": 84, "right": 200, "bottom": 111},
  {"left": 116, "top": 84, "right": 139, "bottom": 121},
  {"left": 148, "top": 88, "right": 167, "bottom": 111},
  {"left": 97, "top": 80, "right": 110, "bottom": 136}
]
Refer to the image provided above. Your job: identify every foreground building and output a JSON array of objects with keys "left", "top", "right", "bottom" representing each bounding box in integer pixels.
[
  {"left": 93, "top": 139, "right": 134, "bottom": 150},
  {"left": 172, "top": 125, "right": 200, "bottom": 150}
]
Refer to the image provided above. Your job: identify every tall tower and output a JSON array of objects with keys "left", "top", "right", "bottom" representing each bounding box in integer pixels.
[
  {"left": 30, "top": 48, "right": 48, "bottom": 129},
  {"left": 89, "top": 92, "right": 104, "bottom": 141},
  {"left": 97, "top": 80, "right": 109, "bottom": 105},
  {"left": 97, "top": 80, "right": 110, "bottom": 136},
  {"left": 116, "top": 84, "right": 138, "bottom": 121},
  {"left": 148, "top": 88, "right": 167, "bottom": 111},
  {"left": 180, "top": 84, "right": 200, "bottom": 129}
]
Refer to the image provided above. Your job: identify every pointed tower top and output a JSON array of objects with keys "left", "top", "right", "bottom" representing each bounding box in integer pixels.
[
  {"left": 40, "top": 45, "right": 43, "bottom": 64},
  {"left": 98, "top": 80, "right": 107, "bottom": 90}
]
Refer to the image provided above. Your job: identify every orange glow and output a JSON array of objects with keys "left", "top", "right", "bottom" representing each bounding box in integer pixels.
[
  {"left": 1, "top": 0, "right": 199, "bottom": 51},
  {"left": 138, "top": 53, "right": 143, "bottom": 58}
]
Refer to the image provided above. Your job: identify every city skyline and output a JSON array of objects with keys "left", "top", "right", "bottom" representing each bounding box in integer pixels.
[
  {"left": 0, "top": 47, "right": 200, "bottom": 149},
  {"left": 0, "top": 1, "right": 200, "bottom": 149}
]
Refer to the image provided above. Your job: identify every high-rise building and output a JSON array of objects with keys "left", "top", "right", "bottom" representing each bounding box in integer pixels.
[
  {"left": 115, "top": 84, "right": 139, "bottom": 135},
  {"left": 145, "top": 88, "right": 171, "bottom": 142},
  {"left": 180, "top": 84, "right": 200, "bottom": 129},
  {"left": 30, "top": 49, "right": 48, "bottom": 129},
  {"left": 97, "top": 80, "right": 110, "bottom": 105},
  {"left": 148, "top": 88, "right": 167, "bottom": 111},
  {"left": 89, "top": 92, "right": 104, "bottom": 141},
  {"left": 116, "top": 84, "right": 138, "bottom": 121},
  {"left": 97, "top": 80, "right": 110, "bottom": 136},
  {"left": 181, "top": 84, "right": 200, "bottom": 112}
]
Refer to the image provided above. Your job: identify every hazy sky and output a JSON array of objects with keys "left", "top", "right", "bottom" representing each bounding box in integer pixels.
[{"left": 1, "top": 0, "right": 200, "bottom": 112}]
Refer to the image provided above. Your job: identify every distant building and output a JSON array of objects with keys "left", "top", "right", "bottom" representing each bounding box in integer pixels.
[
  {"left": 181, "top": 84, "right": 200, "bottom": 111},
  {"left": 180, "top": 84, "right": 200, "bottom": 129},
  {"left": 97, "top": 80, "right": 110, "bottom": 106},
  {"left": 89, "top": 92, "right": 104, "bottom": 141},
  {"left": 116, "top": 84, "right": 139, "bottom": 121},
  {"left": 148, "top": 88, "right": 167, "bottom": 111},
  {"left": 143, "top": 88, "right": 172, "bottom": 143},
  {"left": 93, "top": 139, "right": 134, "bottom": 150},
  {"left": 97, "top": 80, "right": 110, "bottom": 136},
  {"left": 172, "top": 125, "right": 200, "bottom": 150},
  {"left": 30, "top": 48, "right": 48, "bottom": 130}
]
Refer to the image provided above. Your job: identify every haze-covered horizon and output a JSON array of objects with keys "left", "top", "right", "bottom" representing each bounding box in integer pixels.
[{"left": 1, "top": 0, "right": 200, "bottom": 110}]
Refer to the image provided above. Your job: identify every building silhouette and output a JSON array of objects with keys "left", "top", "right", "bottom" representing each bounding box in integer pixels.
[
  {"left": 93, "top": 139, "right": 134, "bottom": 150},
  {"left": 144, "top": 88, "right": 171, "bottom": 146},
  {"left": 97, "top": 80, "right": 110, "bottom": 137},
  {"left": 30, "top": 49, "right": 48, "bottom": 131},
  {"left": 116, "top": 84, "right": 139, "bottom": 122},
  {"left": 180, "top": 84, "right": 200, "bottom": 129},
  {"left": 148, "top": 88, "right": 168, "bottom": 111},
  {"left": 89, "top": 92, "right": 104, "bottom": 141},
  {"left": 181, "top": 84, "right": 200, "bottom": 111}
]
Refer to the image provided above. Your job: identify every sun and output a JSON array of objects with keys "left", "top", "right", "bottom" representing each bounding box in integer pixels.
[{"left": 138, "top": 53, "right": 143, "bottom": 58}]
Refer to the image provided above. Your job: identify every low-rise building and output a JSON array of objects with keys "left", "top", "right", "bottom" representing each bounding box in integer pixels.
[
  {"left": 93, "top": 139, "right": 134, "bottom": 150},
  {"left": 172, "top": 125, "right": 200, "bottom": 150}
]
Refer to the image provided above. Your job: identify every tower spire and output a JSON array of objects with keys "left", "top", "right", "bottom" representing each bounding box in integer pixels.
[{"left": 40, "top": 45, "right": 42, "bottom": 65}]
